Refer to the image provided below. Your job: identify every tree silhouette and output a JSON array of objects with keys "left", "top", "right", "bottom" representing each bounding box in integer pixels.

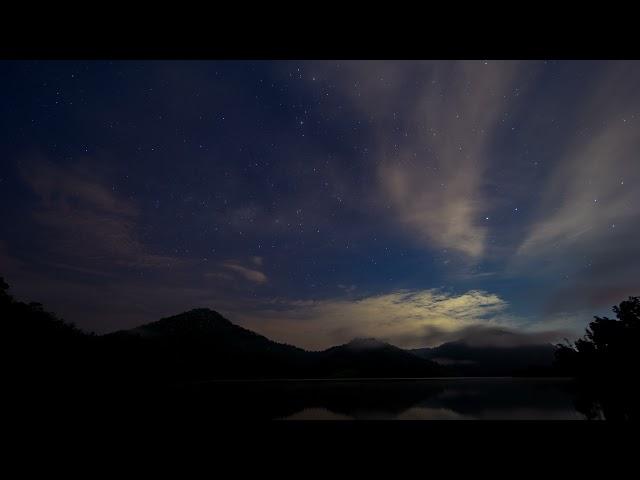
[
  {"left": 0, "top": 276, "right": 14, "bottom": 309},
  {"left": 2, "top": 275, "right": 90, "bottom": 390},
  {"left": 554, "top": 296, "right": 640, "bottom": 420},
  {"left": 554, "top": 296, "right": 640, "bottom": 379}
]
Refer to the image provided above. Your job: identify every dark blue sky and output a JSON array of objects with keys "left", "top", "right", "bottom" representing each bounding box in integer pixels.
[{"left": 1, "top": 60, "right": 638, "bottom": 349}]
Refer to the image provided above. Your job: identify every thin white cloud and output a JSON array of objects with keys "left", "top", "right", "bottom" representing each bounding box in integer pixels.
[{"left": 222, "top": 261, "right": 268, "bottom": 284}]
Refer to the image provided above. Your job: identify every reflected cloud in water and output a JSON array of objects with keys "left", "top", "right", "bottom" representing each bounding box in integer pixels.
[
  {"left": 277, "top": 379, "right": 586, "bottom": 420},
  {"left": 167, "top": 378, "right": 593, "bottom": 421}
]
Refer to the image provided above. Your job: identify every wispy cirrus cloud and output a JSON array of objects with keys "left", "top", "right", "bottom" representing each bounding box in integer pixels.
[
  {"left": 305, "top": 60, "right": 533, "bottom": 259},
  {"left": 22, "top": 157, "right": 187, "bottom": 271},
  {"left": 512, "top": 62, "right": 640, "bottom": 310},
  {"left": 221, "top": 261, "right": 268, "bottom": 284}
]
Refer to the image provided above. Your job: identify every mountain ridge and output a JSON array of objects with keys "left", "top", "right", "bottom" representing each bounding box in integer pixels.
[
  {"left": 102, "top": 308, "right": 444, "bottom": 379},
  {"left": 110, "top": 307, "right": 306, "bottom": 353},
  {"left": 410, "top": 340, "right": 557, "bottom": 376},
  {"left": 105, "top": 308, "right": 557, "bottom": 378}
]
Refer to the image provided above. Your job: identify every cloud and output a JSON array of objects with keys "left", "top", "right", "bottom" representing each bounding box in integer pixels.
[
  {"left": 222, "top": 261, "right": 268, "bottom": 284},
  {"left": 512, "top": 62, "right": 640, "bottom": 310},
  {"left": 417, "top": 324, "right": 570, "bottom": 348},
  {"left": 234, "top": 288, "right": 538, "bottom": 350},
  {"left": 516, "top": 126, "right": 640, "bottom": 259},
  {"left": 3, "top": 157, "right": 284, "bottom": 333},
  {"left": 337, "top": 284, "right": 357, "bottom": 293},
  {"left": 21, "top": 157, "right": 186, "bottom": 271},
  {"left": 204, "top": 271, "right": 235, "bottom": 282},
  {"left": 306, "top": 60, "right": 532, "bottom": 259}
]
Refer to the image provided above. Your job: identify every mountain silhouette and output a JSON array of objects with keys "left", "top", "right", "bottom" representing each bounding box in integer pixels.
[
  {"left": 411, "top": 341, "right": 557, "bottom": 376},
  {"left": 2, "top": 275, "right": 549, "bottom": 383},
  {"left": 105, "top": 311, "right": 444, "bottom": 380},
  {"left": 113, "top": 308, "right": 305, "bottom": 358},
  {"left": 102, "top": 308, "right": 311, "bottom": 381},
  {"left": 316, "top": 337, "right": 443, "bottom": 378}
]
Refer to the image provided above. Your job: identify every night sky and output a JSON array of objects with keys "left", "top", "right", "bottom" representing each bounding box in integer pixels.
[{"left": 1, "top": 60, "right": 639, "bottom": 350}]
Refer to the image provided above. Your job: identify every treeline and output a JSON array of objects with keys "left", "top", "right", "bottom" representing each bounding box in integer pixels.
[
  {"left": 2, "top": 277, "right": 91, "bottom": 385},
  {"left": 554, "top": 296, "right": 640, "bottom": 379},
  {"left": 553, "top": 296, "right": 640, "bottom": 420}
]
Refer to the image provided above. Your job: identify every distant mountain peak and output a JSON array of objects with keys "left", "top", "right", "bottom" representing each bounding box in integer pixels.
[
  {"left": 115, "top": 307, "right": 312, "bottom": 350},
  {"left": 172, "top": 307, "right": 225, "bottom": 318},
  {"left": 410, "top": 341, "right": 557, "bottom": 376},
  {"left": 124, "top": 308, "right": 237, "bottom": 337},
  {"left": 158, "top": 308, "right": 232, "bottom": 325},
  {"left": 345, "top": 337, "right": 390, "bottom": 350}
]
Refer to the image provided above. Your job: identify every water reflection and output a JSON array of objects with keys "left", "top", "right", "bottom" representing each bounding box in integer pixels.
[
  {"left": 275, "top": 378, "right": 584, "bottom": 420},
  {"left": 168, "top": 378, "right": 594, "bottom": 421}
]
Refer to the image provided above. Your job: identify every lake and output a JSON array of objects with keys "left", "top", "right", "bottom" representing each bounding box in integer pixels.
[{"left": 167, "top": 377, "right": 597, "bottom": 421}]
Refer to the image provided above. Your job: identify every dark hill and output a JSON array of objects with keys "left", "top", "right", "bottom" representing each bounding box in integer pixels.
[
  {"left": 122, "top": 308, "right": 305, "bottom": 355},
  {"left": 104, "top": 313, "right": 444, "bottom": 380},
  {"left": 315, "top": 337, "right": 443, "bottom": 378},
  {"left": 102, "top": 308, "right": 310, "bottom": 380},
  {"left": 410, "top": 341, "right": 557, "bottom": 376}
]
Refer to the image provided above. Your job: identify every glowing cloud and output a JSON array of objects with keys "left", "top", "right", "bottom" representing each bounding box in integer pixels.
[{"left": 236, "top": 289, "right": 518, "bottom": 350}]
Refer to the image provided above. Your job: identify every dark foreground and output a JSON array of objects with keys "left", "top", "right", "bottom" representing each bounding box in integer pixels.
[
  {"left": 9, "top": 377, "right": 637, "bottom": 474},
  {"left": 155, "top": 377, "right": 587, "bottom": 420},
  {"left": 14, "top": 376, "right": 634, "bottom": 423}
]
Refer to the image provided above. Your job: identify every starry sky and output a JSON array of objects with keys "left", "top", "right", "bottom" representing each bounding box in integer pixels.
[{"left": 1, "top": 60, "right": 639, "bottom": 350}]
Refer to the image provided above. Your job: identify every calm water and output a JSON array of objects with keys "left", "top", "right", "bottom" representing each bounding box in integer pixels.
[{"left": 171, "top": 377, "right": 596, "bottom": 420}]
